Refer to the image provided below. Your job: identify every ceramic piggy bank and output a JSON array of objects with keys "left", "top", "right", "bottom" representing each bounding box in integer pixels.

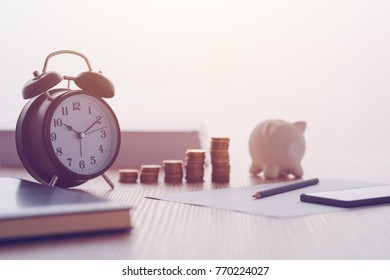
[{"left": 249, "top": 119, "right": 306, "bottom": 179}]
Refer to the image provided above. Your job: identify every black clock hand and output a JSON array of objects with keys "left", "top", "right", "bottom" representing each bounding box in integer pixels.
[
  {"left": 85, "top": 126, "right": 108, "bottom": 135},
  {"left": 83, "top": 117, "right": 102, "bottom": 134},
  {"left": 62, "top": 122, "right": 79, "bottom": 134}
]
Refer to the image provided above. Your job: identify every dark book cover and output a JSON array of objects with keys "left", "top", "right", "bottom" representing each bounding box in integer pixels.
[{"left": 0, "top": 177, "right": 131, "bottom": 241}]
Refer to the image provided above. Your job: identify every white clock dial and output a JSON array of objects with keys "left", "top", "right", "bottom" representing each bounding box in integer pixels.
[{"left": 49, "top": 93, "right": 119, "bottom": 176}]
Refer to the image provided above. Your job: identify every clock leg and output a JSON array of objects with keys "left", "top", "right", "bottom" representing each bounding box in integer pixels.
[
  {"left": 102, "top": 172, "right": 115, "bottom": 189},
  {"left": 48, "top": 174, "right": 59, "bottom": 187}
]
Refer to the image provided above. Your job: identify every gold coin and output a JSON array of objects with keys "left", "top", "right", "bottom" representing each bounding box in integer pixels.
[
  {"left": 119, "top": 168, "right": 139, "bottom": 174},
  {"left": 141, "top": 164, "right": 161, "bottom": 170},
  {"left": 212, "top": 177, "right": 230, "bottom": 183},
  {"left": 118, "top": 169, "right": 139, "bottom": 183},
  {"left": 186, "top": 149, "right": 206, "bottom": 154},
  {"left": 140, "top": 173, "right": 159, "bottom": 178},
  {"left": 140, "top": 174, "right": 159, "bottom": 183},
  {"left": 185, "top": 176, "right": 204, "bottom": 183},
  {"left": 185, "top": 172, "right": 204, "bottom": 176},
  {"left": 212, "top": 163, "right": 230, "bottom": 169},
  {"left": 210, "top": 149, "right": 229, "bottom": 155},
  {"left": 163, "top": 159, "right": 183, "bottom": 165},
  {"left": 140, "top": 179, "right": 158, "bottom": 184},
  {"left": 186, "top": 154, "right": 206, "bottom": 159},
  {"left": 210, "top": 137, "right": 230, "bottom": 142},
  {"left": 185, "top": 162, "right": 204, "bottom": 167},
  {"left": 163, "top": 160, "right": 184, "bottom": 173},
  {"left": 165, "top": 180, "right": 183, "bottom": 184},
  {"left": 140, "top": 165, "right": 161, "bottom": 176},
  {"left": 211, "top": 143, "right": 229, "bottom": 149}
]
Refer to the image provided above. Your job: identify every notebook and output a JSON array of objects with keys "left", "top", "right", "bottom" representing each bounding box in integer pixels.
[{"left": 0, "top": 177, "right": 131, "bottom": 241}]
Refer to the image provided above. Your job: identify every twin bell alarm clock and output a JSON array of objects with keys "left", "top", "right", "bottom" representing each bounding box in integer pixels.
[{"left": 16, "top": 50, "right": 121, "bottom": 189}]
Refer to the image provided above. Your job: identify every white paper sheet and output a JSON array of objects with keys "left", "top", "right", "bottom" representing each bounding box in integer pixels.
[{"left": 146, "top": 178, "right": 382, "bottom": 218}]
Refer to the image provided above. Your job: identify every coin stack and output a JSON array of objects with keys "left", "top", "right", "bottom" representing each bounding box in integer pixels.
[
  {"left": 163, "top": 160, "right": 184, "bottom": 184},
  {"left": 118, "top": 169, "right": 139, "bottom": 183},
  {"left": 185, "top": 149, "right": 206, "bottom": 183},
  {"left": 140, "top": 164, "right": 161, "bottom": 184},
  {"left": 210, "top": 137, "right": 230, "bottom": 182}
]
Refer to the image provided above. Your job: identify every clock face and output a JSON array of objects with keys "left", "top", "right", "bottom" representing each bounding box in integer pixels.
[{"left": 48, "top": 92, "right": 120, "bottom": 177}]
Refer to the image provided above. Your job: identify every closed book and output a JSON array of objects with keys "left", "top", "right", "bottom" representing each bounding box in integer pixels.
[{"left": 0, "top": 177, "right": 131, "bottom": 241}]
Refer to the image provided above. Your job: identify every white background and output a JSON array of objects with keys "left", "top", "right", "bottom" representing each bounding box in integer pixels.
[{"left": 1, "top": 0, "right": 390, "bottom": 170}]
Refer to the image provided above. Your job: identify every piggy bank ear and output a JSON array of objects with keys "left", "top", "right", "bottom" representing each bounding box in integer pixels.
[{"left": 294, "top": 121, "right": 306, "bottom": 133}]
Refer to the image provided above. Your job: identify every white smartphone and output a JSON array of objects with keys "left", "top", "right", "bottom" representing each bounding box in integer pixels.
[{"left": 300, "top": 184, "right": 390, "bottom": 208}]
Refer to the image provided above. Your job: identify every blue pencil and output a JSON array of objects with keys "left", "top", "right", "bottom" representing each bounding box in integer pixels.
[{"left": 252, "top": 178, "right": 319, "bottom": 199}]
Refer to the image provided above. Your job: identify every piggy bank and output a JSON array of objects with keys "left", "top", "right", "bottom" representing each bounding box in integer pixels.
[{"left": 249, "top": 119, "right": 306, "bottom": 179}]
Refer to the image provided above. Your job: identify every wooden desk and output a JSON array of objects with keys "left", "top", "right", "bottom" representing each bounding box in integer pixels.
[{"left": 1, "top": 157, "right": 390, "bottom": 260}]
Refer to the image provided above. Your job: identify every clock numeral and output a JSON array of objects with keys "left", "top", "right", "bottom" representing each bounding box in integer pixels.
[
  {"left": 73, "top": 102, "right": 81, "bottom": 111},
  {"left": 98, "top": 145, "right": 104, "bottom": 153},
  {"left": 61, "top": 107, "right": 69, "bottom": 116},
  {"left": 90, "top": 156, "right": 96, "bottom": 165},
  {"left": 56, "top": 147, "right": 63, "bottom": 156},
  {"left": 79, "top": 160, "right": 85, "bottom": 169},
  {"left": 67, "top": 158, "right": 72, "bottom": 167},
  {"left": 53, "top": 118, "right": 63, "bottom": 127},
  {"left": 88, "top": 106, "right": 92, "bottom": 114},
  {"left": 50, "top": 132, "right": 57, "bottom": 141},
  {"left": 101, "top": 130, "right": 107, "bottom": 138}
]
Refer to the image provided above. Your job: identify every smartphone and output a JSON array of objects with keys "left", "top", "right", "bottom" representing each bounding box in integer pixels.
[{"left": 300, "top": 184, "right": 390, "bottom": 208}]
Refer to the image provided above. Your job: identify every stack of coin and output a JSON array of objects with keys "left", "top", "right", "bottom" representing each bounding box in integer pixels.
[
  {"left": 210, "top": 137, "right": 230, "bottom": 182},
  {"left": 140, "top": 164, "right": 161, "bottom": 184},
  {"left": 118, "top": 169, "right": 139, "bottom": 183},
  {"left": 163, "top": 160, "right": 184, "bottom": 184},
  {"left": 185, "top": 149, "right": 206, "bottom": 183}
]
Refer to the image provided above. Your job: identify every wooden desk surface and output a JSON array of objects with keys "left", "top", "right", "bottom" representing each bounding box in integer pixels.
[{"left": 1, "top": 155, "right": 390, "bottom": 260}]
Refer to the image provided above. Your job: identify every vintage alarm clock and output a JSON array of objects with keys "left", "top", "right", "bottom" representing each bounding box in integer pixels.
[{"left": 16, "top": 50, "right": 121, "bottom": 189}]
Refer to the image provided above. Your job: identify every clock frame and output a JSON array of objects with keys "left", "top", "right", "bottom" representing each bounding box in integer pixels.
[{"left": 16, "top": 50, "right": 120, "bottom": 189}]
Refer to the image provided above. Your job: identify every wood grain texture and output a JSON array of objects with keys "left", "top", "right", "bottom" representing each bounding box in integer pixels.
[{"left": 1, "top": 162, "right": 390, "bottom": 260}]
